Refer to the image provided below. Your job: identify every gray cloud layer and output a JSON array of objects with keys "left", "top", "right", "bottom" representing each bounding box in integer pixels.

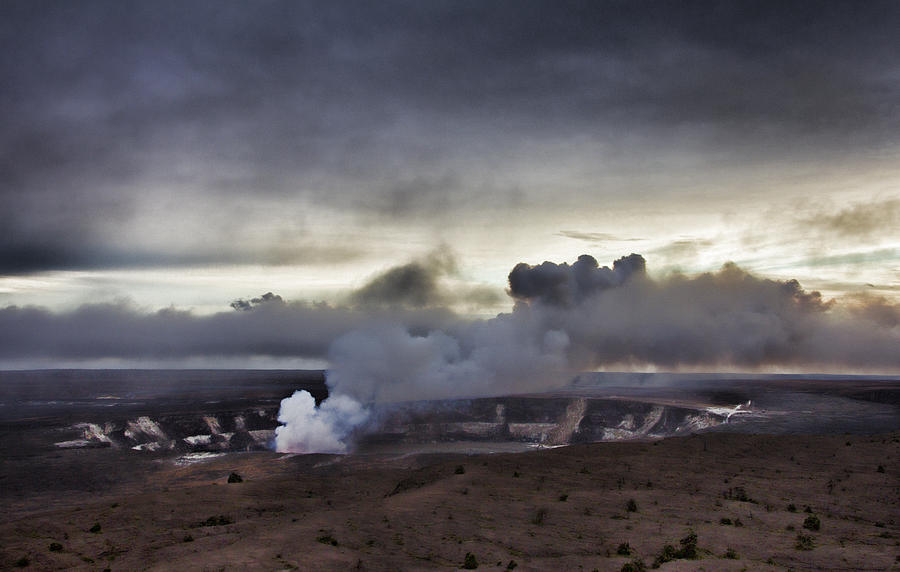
[
  {"left": 3, "top": 1, "right": 899, "bottom": 274},
  {"left": 1, "top": 255, "right": 898, "bottom": 382}
]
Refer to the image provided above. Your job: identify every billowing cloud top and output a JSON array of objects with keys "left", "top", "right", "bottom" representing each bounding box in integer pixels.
[{"left": 509, "top": 253, "right": 646, "bottom": 306}]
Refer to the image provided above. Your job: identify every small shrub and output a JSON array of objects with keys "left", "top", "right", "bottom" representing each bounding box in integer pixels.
[
  {"left": 803, "top": 505, "right": 813, "bottom": 513},
  {"left": 197, "top": 515, "right": 232, "bottom": 527},
  {"left": 617, "top": 542, "right": 631, "bottom": 556},
  {"left": 454, "top": 465, "right": 466, "bottom": 475},
  {"left": 227, "top": 472, "right": 243, "bottom": 483},
  {"left": 787, "top": 503, "right": 797, "bottom": 512},
  {"left": 626, "top": 499, "right": 637, "bottom": 512},
  {"left": 795, "top": 534, "right": 814, "bottom": 551},
  {"left": 14, "top": 557, "right": 29, "bottom": 568},
  {"left": 512, "top": 471, "right": 520, "bottom": 478},
  {"left": 89, "top": 523, "right": 102, "bottom": 533},
  {"left": 877, "top": 465, "right": 885, "bottom": 473},
  {"left": 803, "top": 515, "right": 821, "bottom": 531},
  {"left": 723, "top": 486, "right": 755, "bottom": 503},
  {"left": 463, "top": 552, "right": 478, "bottom": 569},
  {"left": 719, "top": 517, "right": 732, "bottom": 525},
  {"left": 653, "top": 544, "right": 677, "bottom": 567},
  {"left": 785, "top": 525, "right": 795, "bottom": 531},
  {"left": 317, "top": 534, "right": 338, "bottom": 546},
  {"left": 724, "top": 547, "right": 739, "bottom": 559},
  {"left": 506, "top": 561, "right": 518, "bottom": 570},
  {"left": 532, "top": 508, "right": 548, "bottom": 525},
  {"left": 733, "top": 518, "right": 743, "bottom": 527},
  {"left": 621, "top": 559, "right": 646, "bottom": 572},
  {"left": 49, "top": 543, "right": 63, "bottom": 552},
  {"left": 559, "top": 494, "right": 568, "bottom": 502},
  {"left": 183, "top": 535, "right": 194, "bottom": 542},
  {"left": 678, "top": 531, "right": 698, "bottom": 559}
]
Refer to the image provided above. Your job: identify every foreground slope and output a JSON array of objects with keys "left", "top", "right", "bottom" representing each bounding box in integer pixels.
[{"left": 2, "top": 432, "right": 898, "bottom": 571}]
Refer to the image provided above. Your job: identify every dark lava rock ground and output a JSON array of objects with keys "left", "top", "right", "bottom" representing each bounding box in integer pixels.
[{"left": 1, "top": 432, "right": 898, "bottom": 571}]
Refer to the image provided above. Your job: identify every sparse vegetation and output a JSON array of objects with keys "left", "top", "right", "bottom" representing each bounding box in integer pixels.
[
  {"left": 454, "top": 465, "right": 466, "bottom": 475},
  {"left": 506, "top": 560, "right": 517, "bottom": 570},
  {"left": 626, "top": 498, "right": 637, "bottom": 512},
  {"left": 558, "top": 494, "right": 568, "bottom": 502},
  {"left": 652, "top": 544, "right": 677, "bottom": 567},
  {"left": 89, "top": 522, "right": 102, "bottom": 533},
  {"left": 795, "top": 534, "right": 815, "bottom": 550},
  {"left": 877, "top": 465, "right": 885, "bottom": 473},
  {"left": 317, "top": 534, "right": 338, "bottom": 546},
  {"left": 196, "top": 515, "right": 232, "bottom": 527},
  {"left": 14, "top": 557, "right": 29, "bottom": 568},
  {"left": 462, "top": 552, "right": 478, "bottom": 569},
  {"left": 652, "top": 531, "right": 699, "bottom": 567},
  {"left": 617, "top": 542, "right": 632, "bottom": 556},
  {"left": 803, "top": 514, "right": 821, "bottom": 531},
  {"left": 787, "top": 503, "right": 797, "bottom": 512},
  {"left": 724, "top": 547, "right": 739, "bottom": 559},
  {"left": 723, "top": 486, "right": 755, "bottom": 503},
  {"left": 49, "top": 542, "right": 63, "bottom": 552},
  {"left": 677, "top": 531, "right": 698, "bottom": 559},
  {"left": 531, "top": 507, "right": 548, "bottom": 525},
  {"left": 719, "top": 517, "right": 732, "bottom": 525},
  {"left": 621, "top": 559, "right": 646, "bottom": 572},
  {"left": 183, "top": 534, "right": 193, "bottom": 542}
]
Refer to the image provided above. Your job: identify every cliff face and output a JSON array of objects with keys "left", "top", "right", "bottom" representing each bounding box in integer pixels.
[
  {"left": 51, "top": 395, "right": 727, "bottom": 453},
  {"left": 54, "top": 407, "right": 279, "bottom": 452},
  {"left": 358, "top": 396, "right": 726, "bottom": 446}
]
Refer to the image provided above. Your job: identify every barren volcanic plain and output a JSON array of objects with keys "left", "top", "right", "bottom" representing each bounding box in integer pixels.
[{"left": 1, "top": 371, "right": 898, "bottom": 571}]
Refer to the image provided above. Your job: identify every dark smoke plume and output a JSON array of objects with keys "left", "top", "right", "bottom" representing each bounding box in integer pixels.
[{"left": 508, "top": 253, "right": 646, "bottom": 306}]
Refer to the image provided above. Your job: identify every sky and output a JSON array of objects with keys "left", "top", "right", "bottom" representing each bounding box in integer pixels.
[{"left": 1, "top": 1, "right": 899, "bottom": 373}]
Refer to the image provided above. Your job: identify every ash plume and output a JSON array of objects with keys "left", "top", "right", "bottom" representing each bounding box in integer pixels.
[
  {"left": 508, "top": 253, "right": 646, "bottom": 306},
  {"left": 275, "top": 253, "right": 900, "bottom": 453}
]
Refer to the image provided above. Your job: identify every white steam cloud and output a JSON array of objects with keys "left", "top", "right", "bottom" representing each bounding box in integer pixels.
[
  {"left": 274, "top": 320, "right": 571, "bottom": 453},
  {"left": 274, "top": 390, "right": 369, "bottom": 454}
]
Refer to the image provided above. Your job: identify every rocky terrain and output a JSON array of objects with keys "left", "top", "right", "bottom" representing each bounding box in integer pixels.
[
  {"left": 1, "top": 371, "right": 899, "bottom": 570},
  {"left": 1, "top": 431, "right": 897, "bottom": 571}
]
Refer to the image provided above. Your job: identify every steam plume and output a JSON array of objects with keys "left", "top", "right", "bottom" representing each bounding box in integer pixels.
[{"left": 274, "top": 252, "right": 900, "bottom": 453}]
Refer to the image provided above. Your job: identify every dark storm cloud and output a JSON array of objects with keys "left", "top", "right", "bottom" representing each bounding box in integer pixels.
[{"left": 2, "top": 1, "right": 899, "bottom": 274}]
